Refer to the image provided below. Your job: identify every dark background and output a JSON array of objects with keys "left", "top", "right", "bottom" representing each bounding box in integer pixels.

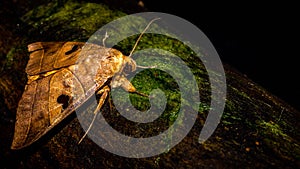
[
  {"left": 1, "top": 0, "right": 298, "bottom": 111},
  {"left": 142, "top": 0, "right": 299, "bottom": 110}
]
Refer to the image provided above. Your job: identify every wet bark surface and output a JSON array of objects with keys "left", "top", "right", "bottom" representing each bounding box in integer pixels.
[{"left": 0, "top": 1, "right": 299, "bottom": 168}]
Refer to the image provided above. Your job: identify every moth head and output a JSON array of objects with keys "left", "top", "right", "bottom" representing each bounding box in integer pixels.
[{"left": 123, "top": 55, "right": 136, "bottom": 72}]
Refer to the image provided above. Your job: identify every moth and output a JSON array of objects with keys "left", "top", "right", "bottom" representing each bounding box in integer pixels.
[{"left": 11, "top": 18, "right": 159, "bottom": 149}]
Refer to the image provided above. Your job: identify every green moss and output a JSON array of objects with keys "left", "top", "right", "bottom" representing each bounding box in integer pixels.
[
  {"left": 22, "top": 0, "right": 126, "bottom": 41},
  {"left": 258, "top": 120, "right": 300, "bottom": 160},
  {"left": 4, "top": 48, "right": 15, "bottom": 69},
  {"left": 259, "top": 121, "right": 289, "bottom": 139},
  {"left": 230, "top": 85, "right": 251, "bottom": 100},
  {"left": 110, "top": 33, "right": 209, "bottom": 123}
]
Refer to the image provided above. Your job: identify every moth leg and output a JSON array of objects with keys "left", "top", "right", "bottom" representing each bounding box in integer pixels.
[
  {"left": 112, "top": 75, "right": 148, "bottom": 97},
  {"left": 78, "top": 85, "right": 110, "bottom": 144},
  {"left": 94, "top": 85, "right": 110, "bottom": 114}
]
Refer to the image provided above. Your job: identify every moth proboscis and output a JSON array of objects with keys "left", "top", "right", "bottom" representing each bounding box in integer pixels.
[{"left": 11, "top": 18, "right": 160, "bottom": 149}]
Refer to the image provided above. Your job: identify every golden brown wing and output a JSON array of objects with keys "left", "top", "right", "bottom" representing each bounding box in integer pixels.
[
  {"left": 26, "top": 42, "right": 85, "bottom": 76},
  {"left": 11, "top": 68, "right": 87, "bottom": 149},
  {"left": 11, "top": 42, "right": 113, "bottom": 149},
  {"left": 11, "top": 42, "right": 123, "bottom": 149}
]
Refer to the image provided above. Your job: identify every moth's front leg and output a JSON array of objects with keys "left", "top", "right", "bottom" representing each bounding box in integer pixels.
[
  {"left": 94, "top": 85, "right": 110, "bottom": 114},
  {"left": 111, "top": 75, "right": 148, "bottom": 97},
  {"left": 111, "top": 75, "right": 136, "bottom": 92},
  {"left": 78, "top": 85, "right": 110, "bottom": 144}
]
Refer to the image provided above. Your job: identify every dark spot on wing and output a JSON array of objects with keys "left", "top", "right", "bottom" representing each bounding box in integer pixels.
[
  {"left": 57, "top": 94, "right": 71, "bottom": 110},
  {"left": 65, "top": 45, "right": 79, "bottom": 55}
]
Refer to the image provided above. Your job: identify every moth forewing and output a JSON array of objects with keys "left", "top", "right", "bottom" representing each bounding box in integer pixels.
[
  {"left": 26, "top": 42, "right": 84, "bottom": 76},
  {"left": 11, "top": 68, "right": 82, "bottom": 149},
  {"left": 11, "top": 43, "right": 111, "bottom": 149},
  {"left": 11, "top": 42, "right": 136, "bottom": 149}
]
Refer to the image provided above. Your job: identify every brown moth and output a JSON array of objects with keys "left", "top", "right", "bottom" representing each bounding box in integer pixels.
[{"left": 11, "top": 18, "right": 159, "bottom": 149}]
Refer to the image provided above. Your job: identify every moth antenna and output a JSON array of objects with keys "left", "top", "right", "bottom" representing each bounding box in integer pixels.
[
  {"left": 128, "top": 17, "right": 161, "bottom": 57},
  {"left": 78, "top": 111, "right": 98, "bottom": 145},
  {"left": 136, "top": 65, "right": 156, "bottom": 69},
  {"left": 102, "top": 31, "right": 109, "bottom": 47}
]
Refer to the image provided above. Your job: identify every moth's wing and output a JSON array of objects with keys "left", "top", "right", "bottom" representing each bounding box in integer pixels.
[
  {"left": 11, "top": 66, "right": 108, "bottom": 149},
  {"left": 12, "top": 42, "right": 113, "bottom": 149},
  {"left": 26, "top": 42, "right": 85, "bottom": 75}
]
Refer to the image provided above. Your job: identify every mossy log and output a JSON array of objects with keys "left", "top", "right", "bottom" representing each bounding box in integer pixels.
[{"left": 0, "top": 1, "right": 299, "bottom": 168}]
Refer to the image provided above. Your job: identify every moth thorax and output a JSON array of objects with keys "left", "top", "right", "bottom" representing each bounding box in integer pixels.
[
  {"left": 106, "top": 48, "right": 125, "bottom": 73},
  {"left": 94, "top": 49, "right": 124, "bottom": 83}
]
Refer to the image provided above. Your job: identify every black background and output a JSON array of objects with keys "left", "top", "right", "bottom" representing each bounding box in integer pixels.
[{"left": 142, "top": 0, "right": 299, "bottom": 111}]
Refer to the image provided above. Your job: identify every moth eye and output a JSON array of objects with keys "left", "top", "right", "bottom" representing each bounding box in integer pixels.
[
  {"left": 57, "top": 94, "right": 71, "bottom": 109},
  {"left": 65, "top": 45, "right": 79, "bottom": 55}
]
